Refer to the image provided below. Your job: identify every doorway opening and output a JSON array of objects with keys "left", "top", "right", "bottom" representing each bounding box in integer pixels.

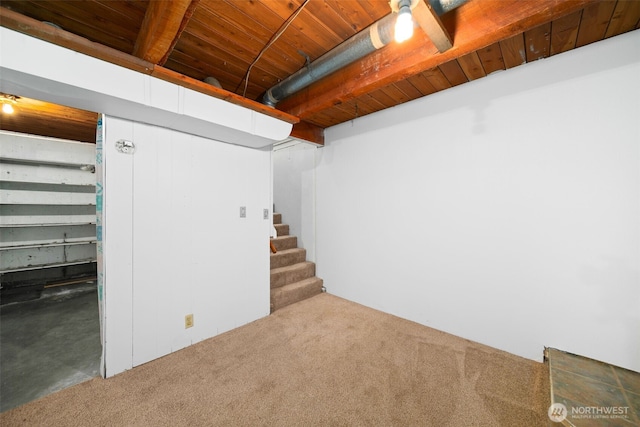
[{"left": 0, "top": 96, "right": 101, "bottom": 412}]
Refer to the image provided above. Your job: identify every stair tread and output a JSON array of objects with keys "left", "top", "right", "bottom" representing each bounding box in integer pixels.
[
  {"left": 271, "top": 235, "right": 295, "bottom": 240},
  {"left": 270, "top": 235, "right": 296, "bottom": 244},
  {"left": 271, "top": 248, "right": 304, "bottom": 255},
  {"left": 271, "top": 276, "right": 323, "bottom": 294},
  {"left": 270, "top": 235, "right": 298, "bottom": 252},
  {"left": 282, "top": 276, "right": 322, "bottom": 287},
  {"left": 271, "top": 277, "right": 323, "bottom": 298},
  {"left": 270, "top": 261, "right": 316, "bottom": 289},
  {"left": 270, "top": 247, "right": 306, "bottom": 270},
  {"left": 270, "top": 261, "right": 314, "bottom": 274},
  {"left": 268, "top": 215, "right": 320, "bottom": 311},
  {"left": 273, "top": 223, "right": 289, "bottom": 236},
  {"left": 271, "top": 248, "right": 307, "bottom": 262}
]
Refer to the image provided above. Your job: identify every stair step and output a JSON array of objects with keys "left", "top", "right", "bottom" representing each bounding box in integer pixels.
[
  {"left": 270, "top": 248, "right": 306, "bottom": 269},
  {"left": 270, "top": 235, "right": 297, "bottom": 251},
  {"left": 273, "top": 213, "right": 282, "bottom": 225},
  {"left": 271, "top": 261, "right": 316, "bottom": 289},
  {"left": 274, "top": 223, "right": 289, "bottom": 236},
  {"left": 270, "top": 277, "right": 324, "bottom": 312}
]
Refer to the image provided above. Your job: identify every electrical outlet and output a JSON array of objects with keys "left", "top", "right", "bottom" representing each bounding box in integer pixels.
[
  {"left": 185, "top": 314, "right": 194, "bottom": 329},
  {"left": 263, "top": 208, "right": 269, "bottom": 220},
  {"left": 240, "top": 206, "right": 246, "bottom": 218}
]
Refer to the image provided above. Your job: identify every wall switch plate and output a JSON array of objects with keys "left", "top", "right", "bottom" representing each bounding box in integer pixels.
[
  {"left": 240, "top": 206, "right": 246, "bottom": 218},
  {"left": 185, "top": 314, "right": 194, "bottom": 329},
  {"left": 263, "top": 208, "right": 269, "bottom": 220}
]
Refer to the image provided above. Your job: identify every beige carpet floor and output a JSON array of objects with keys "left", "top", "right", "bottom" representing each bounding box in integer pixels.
[{"left": 1, "top": 293, "right": 549, "bottom": 426}]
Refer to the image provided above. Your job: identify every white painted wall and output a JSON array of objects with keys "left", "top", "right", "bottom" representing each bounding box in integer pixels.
[
  {"left": 316, "top": 31, "right": 640, "bottom": 372},
  {"left": 100, "top": 116, "right": 271, "bottom": 377},
  {"left": 273, "top": 143, "right": 318, "bottom": 261}
]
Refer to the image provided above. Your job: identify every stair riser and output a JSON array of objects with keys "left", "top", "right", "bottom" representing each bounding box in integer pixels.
[
  {"left": 268, "top": 216, "right": 323, "bottom": 313},
  {"left": 271, "top": 236, "right": 297, "bottom": 251},
  {"left": 270, "top": 249, "right": 306, "bottom": 269},
  {"left": 271, "top": 263, "right": 316, "bottom": 289},
  {"left": 274, "top": 224, "right": 289, "bottom": 236},
  {"left": 271, "top": 278, "right": 323, "bottom": 312}
]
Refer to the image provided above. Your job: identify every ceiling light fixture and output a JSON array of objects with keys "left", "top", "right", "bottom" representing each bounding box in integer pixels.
[
  {"left": 394, "top": 0, "right": 415, "bottom": 43},
  {"left": 1, "top": 93, "right": 19, "bottom": 115}
]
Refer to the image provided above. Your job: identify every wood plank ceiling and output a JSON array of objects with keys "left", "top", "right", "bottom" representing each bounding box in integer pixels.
[{"left": 1, "top": 0, "right": 639, "bottom": 144}]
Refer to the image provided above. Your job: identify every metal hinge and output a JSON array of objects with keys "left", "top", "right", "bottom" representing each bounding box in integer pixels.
[{"left": 115, "top": 139, "right": 135, "bottom": 154}]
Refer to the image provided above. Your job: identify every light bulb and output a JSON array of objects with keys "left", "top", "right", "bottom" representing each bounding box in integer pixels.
[
  {"left": 2, "top": 103, "right": 14, "bottom": 114},
  {"left": 395, "top": 8, "right": 414, "bottom": 43}
]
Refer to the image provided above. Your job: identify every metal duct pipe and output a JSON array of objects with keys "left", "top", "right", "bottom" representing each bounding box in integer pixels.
[
  {"left": 262, "top": 0, "right": 469, "bottom": 107},
  {"left": 428, "top": 0, "right": 469, "bottom": 16}
]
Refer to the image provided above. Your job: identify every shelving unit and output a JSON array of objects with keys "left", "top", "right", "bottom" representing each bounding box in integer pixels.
[{"left": 0, "top": 131, "right": 97, "bottom": 301}]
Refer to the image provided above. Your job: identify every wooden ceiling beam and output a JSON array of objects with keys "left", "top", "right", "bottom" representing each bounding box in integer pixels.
[
  {"left": 132, "top": 0, "right": 197, "bottom": 65},
  {"left": 278, "top": 0, "right": 597, "bottom": 119},
  {"left": 0, "top": 7, "right": 299, "bottom": 125},
  {"left": 290, "top": 121, "right": 324, "bottom": 146},
  {"left": 413, "top": 0, "right": 452, "bottom": 53}
]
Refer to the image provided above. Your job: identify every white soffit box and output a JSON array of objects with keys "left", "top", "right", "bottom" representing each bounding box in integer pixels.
[{"left": 0, "top": 27, "right": 292, "bottom": 148}]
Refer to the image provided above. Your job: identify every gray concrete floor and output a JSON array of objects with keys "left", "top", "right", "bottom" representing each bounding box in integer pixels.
[{"left": 1, "top": 281, "right": 101, "bottom": 412}]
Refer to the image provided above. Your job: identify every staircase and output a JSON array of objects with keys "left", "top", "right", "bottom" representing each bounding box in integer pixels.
[{"left": 270, "top": 213, "right": 324, "bottom": 313}]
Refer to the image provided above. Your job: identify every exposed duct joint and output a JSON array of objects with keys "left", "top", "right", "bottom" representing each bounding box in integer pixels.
[
  {"left": 429, "top": 0, "right": 469, "bottom": 16},
  {"left": 262, "top": 17, "right": 394, "bottom": 108},
  {"left": 262, "top": 0, "right": 469, "bottom": 108}
]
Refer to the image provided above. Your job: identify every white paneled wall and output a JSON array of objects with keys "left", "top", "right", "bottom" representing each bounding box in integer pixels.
[
  {"left": 0, "top": 131, "right": 96, "bottom": 276},
  {"left": 100, "top": 116, "right": 271, "bottom": 377}
]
